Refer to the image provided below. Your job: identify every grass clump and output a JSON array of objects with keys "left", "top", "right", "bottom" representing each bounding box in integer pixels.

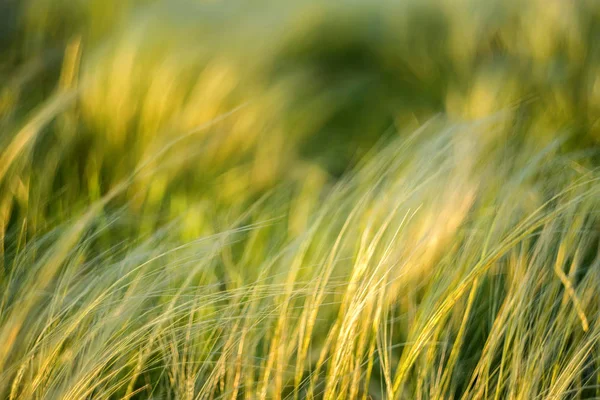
[{"left": 1, "top": 0, "right": 599, "bottom": 398}]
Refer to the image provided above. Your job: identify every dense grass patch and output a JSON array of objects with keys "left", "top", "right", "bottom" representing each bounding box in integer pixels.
[{"left": 1, "top": 0, "right": 599, "bottom": 398}]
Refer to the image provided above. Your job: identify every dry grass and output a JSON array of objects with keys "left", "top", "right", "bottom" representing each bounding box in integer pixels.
[{"left": 0, "top": 0, "right": 599, "bottom": 398}]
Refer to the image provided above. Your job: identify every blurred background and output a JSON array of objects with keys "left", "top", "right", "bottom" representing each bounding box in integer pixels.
[{"left": 1, "top": 0, "right": 599, "bottom": 241}]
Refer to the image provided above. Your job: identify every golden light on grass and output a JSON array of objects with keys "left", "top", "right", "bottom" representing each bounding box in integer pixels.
[{"left": 0, "top": 0, "right": 599, "bottom": 399}]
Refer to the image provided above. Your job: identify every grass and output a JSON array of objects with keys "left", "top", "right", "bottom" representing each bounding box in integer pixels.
[{"left": 0, "top": 0, "right": 599, "bottom": 398}]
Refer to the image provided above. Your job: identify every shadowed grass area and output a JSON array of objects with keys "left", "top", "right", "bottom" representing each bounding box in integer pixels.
[{"left": 0, "top": 0, "right": 599, "bottom": 399}]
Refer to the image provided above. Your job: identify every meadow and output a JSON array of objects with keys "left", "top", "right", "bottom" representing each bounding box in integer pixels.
[{"left": 0, "top": 0, "right": 599, "bottom": 398}]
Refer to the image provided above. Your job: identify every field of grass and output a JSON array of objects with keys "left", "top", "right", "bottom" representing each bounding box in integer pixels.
[{"left": 1, "top": 0, "right": 600, "bottom": 398}]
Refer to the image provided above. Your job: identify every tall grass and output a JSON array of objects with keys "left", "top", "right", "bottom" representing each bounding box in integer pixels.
[{"left": 1, "top": 0, "right": 599, "bottom": 398}]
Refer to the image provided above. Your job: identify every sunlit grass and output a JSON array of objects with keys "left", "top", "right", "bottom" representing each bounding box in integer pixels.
[{"left": 1, "top": 0, "right": 599, "bottom": 398}]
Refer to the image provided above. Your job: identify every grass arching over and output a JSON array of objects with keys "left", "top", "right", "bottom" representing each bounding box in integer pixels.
[{"left": 1, "top": 0, "right": 600, "bottom": 398}]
